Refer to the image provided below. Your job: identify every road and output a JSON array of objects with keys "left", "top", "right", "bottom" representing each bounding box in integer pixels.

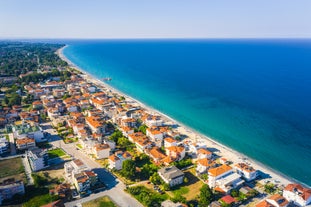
[
  {"left": 42, "top": 122, "right": 143, "bottom": 207},
  {"left": 22, "top": 155, "right": 34, "bottom": 185}
]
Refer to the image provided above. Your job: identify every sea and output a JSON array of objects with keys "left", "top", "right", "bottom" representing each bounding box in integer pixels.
[{"left": 62, "top": 39, "right": 311, "bottom": 186}]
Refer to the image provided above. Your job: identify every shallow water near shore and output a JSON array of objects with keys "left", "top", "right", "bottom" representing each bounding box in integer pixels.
[{"left": 63, "top": 39, "right": 311, "bottom": 186}]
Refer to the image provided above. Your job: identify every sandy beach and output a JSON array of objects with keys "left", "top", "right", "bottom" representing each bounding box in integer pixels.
[{"left": 57, "top": 46, "right": 294, "bottom": 188}]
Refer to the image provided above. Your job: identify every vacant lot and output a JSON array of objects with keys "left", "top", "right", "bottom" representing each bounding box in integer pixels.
[
  {"left": 0, "top": 157, "right": 25, "bottom": 182},
  {"left": 48, "top": 148, "right": 66, "bottom": 158},
  {"left": 166, "top": 168, "right": 203, "bottom": 201},
  {"left": 82, "top": 196, "right": 117, "bottom": 207}
]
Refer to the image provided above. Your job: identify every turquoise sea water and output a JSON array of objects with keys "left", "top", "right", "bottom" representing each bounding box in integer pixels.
[{"left": 63, "top": 39, "right": 311, "bottom": 186}]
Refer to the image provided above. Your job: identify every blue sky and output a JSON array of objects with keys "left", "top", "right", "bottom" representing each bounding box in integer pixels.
[{"left": 0, "top": 0, "right": 310, "bottom": 38}]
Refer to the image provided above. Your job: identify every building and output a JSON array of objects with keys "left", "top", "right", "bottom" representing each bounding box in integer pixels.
[
  {"left": 108, "top": 151, "right": 132, "bottom": 170},
  {"left": 158, "top": 166, "right": 184, "bottom": 187},
  {"left": 208, "top": 164, "right": 244, "bottom": 193},
  {"left": 92, "top": 143, "right": 110, "bottom": 159},
  {"left": 64, "top": 159, "right": 88, "bottom": 181},
  {"left": 73, "top": 170, "right": 98, "bottom": 193},
  {"left": 147, "top": 147, "right": 166, "bottom": 164},
  {"left": 256, "top": 194, "right": 289, "bottom": 207},
  {"left": 164, "top": 137, "right": 177, "bottom": 148},
  {"left": 196, "top": 158, "right": 217, "bottom": 175},
  {"left": 234, "top": 163, "right": 258, "bottom": 181},
  {"left": 197, "top": 148, "right": 213, "bottom": 160},
  {"left": 165, "top": 146, "right": 185, "bottom": 161},
  {"left": 283, "top": 183, "right": 311, "bottom": 207},
  {"left": 12, "top": 123, "right": 46, "bottom": 143},
  {"left": 0, "top": 137, "right": 9, "bottom": 154},
  {"left": 27, "top": 147, "right": 49, "bottom": 171},
  {"left": 15, "top": 137, "right": 36, "bottom": 150},
  {"left": 85, "top": 116, "right": 106, "bottom": 134},
  {"left": 0, "top": 179, "right": 25, "bottom": 202}
]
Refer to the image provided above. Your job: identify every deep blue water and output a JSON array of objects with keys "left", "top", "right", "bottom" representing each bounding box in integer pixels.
[{"left": 63, "top": 39, "right": 311, "bottom": 186}]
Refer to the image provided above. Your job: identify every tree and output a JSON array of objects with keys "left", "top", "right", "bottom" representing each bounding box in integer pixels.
[
  {"left": 117, "top": 137, "right": 132, "bottom": 149},
  {"left": 109, "top": 129, "right": 123, "bottom": 143},
  {"left": 149, "top": 172, "right": 162, "bottom": 185},
  {"left": 138, "top": 124, "right": 148, "bottom": 135},
  {"left": 199, "top": 184, "right": 214, "bottom": 206},
  {"left": 121, "top": 159, "right": 136, "bottom": 180}
]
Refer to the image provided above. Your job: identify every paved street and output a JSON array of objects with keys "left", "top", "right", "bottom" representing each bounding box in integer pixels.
[{"left": 42, "top": 122, "right": 143, "bottom": 207}]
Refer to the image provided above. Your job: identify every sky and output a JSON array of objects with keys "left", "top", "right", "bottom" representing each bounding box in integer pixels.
[{"left": 0, "top": 0, "right": 310, "bottom": 39}]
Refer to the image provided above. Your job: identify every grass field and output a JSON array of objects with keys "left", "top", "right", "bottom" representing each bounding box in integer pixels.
[
  {"left": 48, "top": 148, "right": 66, "bottom": 158},
  {"left": 82, "top": 196, "right": 117, "bottom": 207},
  {"left": 166, "top": 168, "right": 203, "bottom": 201},
  {"left": 0, "top": 157, "right": 25, "bottom": 181}
]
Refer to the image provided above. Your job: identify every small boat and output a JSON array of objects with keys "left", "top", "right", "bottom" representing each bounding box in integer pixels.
[{"left": 102, "top": 77, "right": 112, "bottom": 81}]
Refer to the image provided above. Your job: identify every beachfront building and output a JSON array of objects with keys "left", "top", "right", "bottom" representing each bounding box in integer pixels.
[
  {"left": 196, "top": 158, "right": 217, "bottom": 175},
  {"left": 208, "top": 164, "right": 244, "bottom": 193},
  {"left": 256, "top": 194, "right": 289, "bottom": 207},
  {"left": 108, "top": 151, "right": 132, "bottom": 170},
  {"left": 164, "top": 137, "right": 177, "bottom": 148},
  {"left": 234, "top": 163, "right": 258, "bottom": 181},
  {"left": 92, "top": 143, "right": 110, "bottom": 159},
  {"left": 197, "top": 148, "right": 213, "bottom": 160},
  {"left": 283, "top": 183, "right": 311, "bottom": 207},
  {"left": 27, "top": 147, "right": 49, "bottom": 171},
  {"left": 64, "top": 159, "right": 88, "bottom": 182},
  {"left": 0, "top": 179, "right": 25, "bottom": 203},
  {"left": 158, "top": 166, "right": 184, "bottom": 187}
]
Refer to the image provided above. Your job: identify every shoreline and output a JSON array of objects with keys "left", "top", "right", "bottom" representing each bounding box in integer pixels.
[{"left": 57, "top": 45, "right": 298, "bottom": 188}]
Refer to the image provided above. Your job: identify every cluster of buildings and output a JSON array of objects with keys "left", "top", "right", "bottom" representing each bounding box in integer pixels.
[{"left": 1, "top": 67, "right": 311, "bottom": 207}]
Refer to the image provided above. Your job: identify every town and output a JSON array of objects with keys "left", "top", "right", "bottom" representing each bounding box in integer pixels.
[{"left": 0, "top": 42, "right": 310, "bottom": 207}]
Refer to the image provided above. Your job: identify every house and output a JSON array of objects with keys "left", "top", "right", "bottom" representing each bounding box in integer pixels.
[
  {"left": 32, "top": 100, "right": 43, "bottom": 110},
  {"left": 234, "top": 163, "right": 258, "bottom": 181},
  {"left": 27, "top": 147, "right": 49, "bottom": 171},
  {"left": 49, "top": 183, "right": 71, "bottom": 199},
  {"left": 0, "top": 137, "right": 9, "bottom": 154},
  {"left": 15, "top": 137, "right": 36, "bottom": 150},
  {"left": 164, "top": 137, "right": 177, "bottom": 148},
  {"left": 146, "top": 147, "right": 166, "bottom": 164},
  {"left": 158, "top": 166, "right": 184, "bottom": 187},
  {"left": 165, "top": 146, "right": 185, "bottom": 161},
  {"left": 256, "top": 194, "right": 289, "bottom": 207},
  {"left": 108, "top": 151, "right": 132, "bottom": 170},
  {"left": 120, "top": 118, "right": 137, "bottom": 128},
  {"left": 0, "top": 179, "right": 25, "bottom": 202},
  {"left": 220, "top": 195, "right": 236, "bottom": 206},
  {"left": 196, "top": 158, "right": 217, "bottom": 175},
  {"left": 208, "top": 164, "right": 244, "bottom": 193},
  {"left": 121, "top": 126, "right": 134, "bottom": 136},
  {"left": 135, "top": 137, "right": 153, "bottom": 153},
  {"left": 283, "top": 183, "right": 311, "bottom": 207},
  {"left": 197, "top": 148, "right": 213, "bottom": 160},
  {"left": 85, "top": 116, "right": 105, "bottom": 134},
  {"left": 92, "top": 144, "right": 110, "bottom": 159}
]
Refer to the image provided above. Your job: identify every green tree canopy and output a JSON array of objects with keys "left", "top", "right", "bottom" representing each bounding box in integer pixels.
[
  {"left": 199, "top": 184, "right": 214, "bottom": 206},
  {"left": 121, "top": 159, "right": 136, "bottom": 180}
]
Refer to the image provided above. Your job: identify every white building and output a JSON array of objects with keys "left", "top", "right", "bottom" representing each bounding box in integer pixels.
[
  {"left": 256, "top": 194, "right": 289, "bottom": 207},
  {"left": 158, "top": 166, "right": 184, "bottom": 187},
  {"left": 27, "top": 147, "right": 49, "bottom": 171},
  {"left": 13, "top": 123, "right": 46, "bottom": 143},
  {"left": 196, "top": 158, "right": 217, "bottom": 175},
  {"left": 283, "top": 183, "right": 311, "bottom": 207},
  {"left": 64, "top": 159, "right": 88, "bottom": 182},
  {"left": 234, "top": 163, "right": 258, "bottom": 181},
  {"left": 108, "top": 151, "right": 132, "bottom": 170},
  {"left": 208, "top": 164, "right": 244, "bottom": 193},
  {"left": 92, "top": 144, "right": 110, "bottom": 159},
  {"left": 16, "top": 137, "right": 36, "bottom": 150},
  {"left": 0, "top": 137, "right": 9, "bottom": 154},
  {"left": 197, "top": 148, "right": 213, "bottom": 160},
  {"left": 164, "top": 137, "right": 177, "bottom": 148}
]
